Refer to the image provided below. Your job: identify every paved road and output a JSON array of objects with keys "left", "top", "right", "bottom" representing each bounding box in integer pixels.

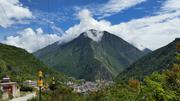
[{"left": 10, "top": 92, "right": 36, "bottom": 101}]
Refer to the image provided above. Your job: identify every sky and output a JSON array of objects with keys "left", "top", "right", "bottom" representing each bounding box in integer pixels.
[{"left": 0, "top": 0, "right": 180, "bottom": 52}]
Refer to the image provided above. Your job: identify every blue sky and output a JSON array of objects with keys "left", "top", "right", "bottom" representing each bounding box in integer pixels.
[
  {"left": 0, "top": 0, "right": 164, "bottom": 37},
  {"left": 0, "top": 0, "right": 108, "bottom": 39},
  {"left": 26, "top": 0, "right": 164, "bottom": 29},
  {"left": 0, "top": 0, "right": 180, "bottom": 52}
]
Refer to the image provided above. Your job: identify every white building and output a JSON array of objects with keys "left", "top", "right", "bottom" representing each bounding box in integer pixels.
[
  {"left": 73, "top": 82, "right": 97, "bottom": 93},
  {"left": 23, "top": 80, "right": 37, "bottom": 87},
  {"left": 0, "top": 76, "right": 20, "bottom": 100}
]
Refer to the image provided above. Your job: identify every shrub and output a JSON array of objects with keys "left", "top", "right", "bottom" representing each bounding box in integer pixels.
[
  {"left": 20, "top": 86, "right": 34, "bottom": 92},
  {"left": 128, "top": 80, "right": 140, "bottom": 90}
]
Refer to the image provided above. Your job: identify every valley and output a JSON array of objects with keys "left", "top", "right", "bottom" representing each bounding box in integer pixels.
[{"left": 0, "top": 30, "right": 179, "bottom": 101}]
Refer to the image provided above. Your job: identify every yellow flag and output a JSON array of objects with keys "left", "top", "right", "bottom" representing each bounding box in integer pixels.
[
  {"left": 38, "top": 71, "right": 43, "bottom": 77},
  {"left": 38, "top": 80, "right": 43, "bottom": 87}
]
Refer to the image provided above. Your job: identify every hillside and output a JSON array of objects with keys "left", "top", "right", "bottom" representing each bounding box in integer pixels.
[
  {"left": 0, "top": 43, "right": 68, "bottom": 83},
  {"left": 116, "top": 38, "right": 180, "bottom": 81},
  {"left": 143, "top": 48, "right": 152, "bottom": 54},
  {"left": 34, "top": 29, "right": 145, "bottom": 81},
  {"left": 30, "top": 42, "right": 180, "bottom": 101}
]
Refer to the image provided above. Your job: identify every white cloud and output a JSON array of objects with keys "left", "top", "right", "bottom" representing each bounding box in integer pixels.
[
  {"left": 61, "top": 0, "right": 180, "bottom": 50},
  {"left": 84, "top": 30, "right": 104, "bottom": 42},
  {"left": 161, "top": 0, "right": 180, "bottom": 12},
  {"left": 75, "top": 0, "right": 146, "bottom": 18},
  {"left": 2, "top": 0, "right": 180, "bottom": 52},
  {"left": 51, "top": 25, "right": 65, "bottom": 35},
  {"left": 58, "top": 9, "right": 112, "bottom": 44},
  {"left": 3, "top": 28, "right": 61, "bottom": 52},
  {"left": 0, "top": 0, "right": 32, "bottom": 28},
  {"left": 97, "top": 0, "right": 147, "bottom": 18}
]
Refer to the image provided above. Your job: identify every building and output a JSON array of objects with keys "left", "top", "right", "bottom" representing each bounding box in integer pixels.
[
  {"left": 0, "top": 76, "right": 20, "bottom": 99},
  {"left": 72, "top": 82, "right": 98, "bottom": 93},
  {"left": 23, "top": 80, "right": 37, "bottom": 87}
]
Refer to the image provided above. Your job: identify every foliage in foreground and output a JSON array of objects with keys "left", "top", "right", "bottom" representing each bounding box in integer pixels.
[{"left": 28, "top": 64, "right": 180, "bottom": 101}]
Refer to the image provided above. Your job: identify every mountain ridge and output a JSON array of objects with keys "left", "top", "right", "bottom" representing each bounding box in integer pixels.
[
  {"left": 0, "top": 43, "right": 68, "bottom": 83},
  {"left": 116, "top": 38, "right": 180, "bottom": 81},
  {"left": 34, "top": 30, "right": 145, "bottom": 81}
]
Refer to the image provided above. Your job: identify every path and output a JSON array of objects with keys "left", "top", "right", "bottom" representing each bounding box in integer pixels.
[{"left": 10, "top": 92, "right": 36, "bottom": 101}]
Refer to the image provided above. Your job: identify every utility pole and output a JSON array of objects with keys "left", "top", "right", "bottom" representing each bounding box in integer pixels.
[
  {"left": 38, "top": 71, "right": 43, "bottom": 101},
  {"left": 52, "top": 77, "right": 55, "bottom": 101}
]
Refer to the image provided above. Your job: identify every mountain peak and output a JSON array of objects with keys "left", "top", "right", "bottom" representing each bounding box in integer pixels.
[
  {"left": 82, "top": 29, "right": 104, "bottom": 42},
  {"left": 175, "top": 38, "right": 180, "bottom": 42},
  {"left": 143, "top": 48, "right": 152, "bottom": 54},
  {"left": 34, "top": 30, "right": 145, "bottom": 81},
  {"left": 87, "top": 29, "right": 100, "bottom": 33}
]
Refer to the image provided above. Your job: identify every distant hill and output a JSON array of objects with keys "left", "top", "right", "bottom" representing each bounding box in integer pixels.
[
  {"left": 0, "top": 43, "right": 68, "bottom": 83},
  {"left": 34, "top": 29, "right": 145, "bottom": 81},
  {"left": 143, "top": 48, "right": 152, "bottom": 54},
  {"left": 116, "top": 38, "right": 180, "bottom": 81}
]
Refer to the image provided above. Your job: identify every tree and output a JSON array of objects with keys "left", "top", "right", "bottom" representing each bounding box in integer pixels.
[{"left": 128, "top": 80, "right": 140, "bottom": 90}]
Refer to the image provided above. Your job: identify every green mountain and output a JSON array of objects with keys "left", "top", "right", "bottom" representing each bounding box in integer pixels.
[
  {"left": 0, "top": 43, "right": 68, "bottom": 83},
  {"left": 34, "top": 29, "right": 145, "bottom": 81},
  {"left": 117, "top": 38, "right": 180, "bottom": 81},
  {"left": 143, "top": 48, "right": 152, "bottom": 54}
]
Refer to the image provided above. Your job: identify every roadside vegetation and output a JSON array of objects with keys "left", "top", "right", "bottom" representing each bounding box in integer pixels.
[{"left": 27, "top": 63, "right": 180, "bottom": 101}]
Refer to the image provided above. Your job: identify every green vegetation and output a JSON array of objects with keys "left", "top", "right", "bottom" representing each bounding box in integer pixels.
[
  {"left": 0, "top": 90, "right": 2, "bottom": 99},
  {"left": 28, "top": 85, "right": 85, "bottom": 101},
  {"left": 1, "top": 32, "right": 179, "bottom": 101},
  {"left": 34, "top": 30, "right": 144, "bottom": 81},
  {"left": 117, "top": 39, "right": 178, "bottom": 81},
  {"left": 91, "top": 64, "right": 180, "bottom": 101},
  {"left": 28, "top": 63, "right": 180, "bottom": 101},
  {"left": 0, "top": 43, "right": 68, "bottom": 83},
  {"left": 20, "top": 86, "right": 34, "bottom": 92},
  {"left": 29, "top": 39, "right": 180, "bottom": 101}
]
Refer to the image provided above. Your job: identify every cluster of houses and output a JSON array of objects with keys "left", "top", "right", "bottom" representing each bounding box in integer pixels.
[
  {"left": 0, "top": 75, "right": 114, "bottom": 99},
  {"left": 0, "top": 76, "right": 37, "bottom": 100},
  {"left": 23, "top": 80, "right": 37, "bottom": 88},
  {"left": 67, "top": 80, "right": 114, "bottom": 93},
  {"left": 67, "top": 81, "right": 98, "bottom": 93}
]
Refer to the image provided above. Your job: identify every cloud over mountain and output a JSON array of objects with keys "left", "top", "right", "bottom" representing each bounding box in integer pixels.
[
  {"left": 3, "top": 28, "right": 60, "bottom": 52},
  {"left": 63, "top": 0, "right": 180, "bottom": 50},
  {"left": 2, "top": 0, "right": 180, "bottom": 52}
]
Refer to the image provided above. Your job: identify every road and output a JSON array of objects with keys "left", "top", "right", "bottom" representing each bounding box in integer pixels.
[{"left": 10, "top": 92, "right": 36, "bottom": 101}]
